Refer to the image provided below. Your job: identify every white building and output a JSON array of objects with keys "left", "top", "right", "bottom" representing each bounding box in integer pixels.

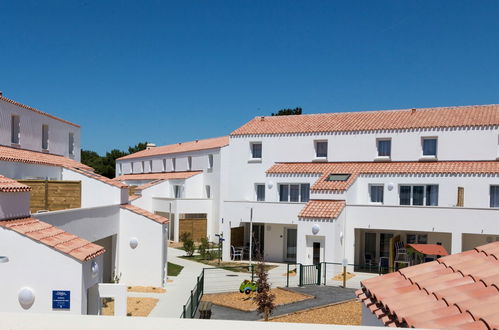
[
  {"left": 115, "top": 136, "right": 228, "bottom": 242},
  {"left": 221, "top": 104, "right": 499, "bottom": 269},
  {"left": 0, "top": 94, "right": 169, "bottom": 315}
]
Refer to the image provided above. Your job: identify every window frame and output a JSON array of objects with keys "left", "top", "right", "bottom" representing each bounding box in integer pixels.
[
  {"left": 399, "top": 184, "right": 439, "bottom": 206},
  {"left": 490, "top": 185, "right": 499, "bottom": 208},
  {"left": 369, "top": 184, "right": 384, "bottom": 204},
  {"left": 187, "top": 156, "right": 192, "bottom": 171},
  {"left": 278, "top": 183, "right": 310, "bottom": 203},
  {"left": 174, "top": 185, "right": 183, "bottom": 199},
  {"left": 172, "top": 158, "right": 176, "bottom": 171},
  {"left": 11, "top": 115, "right": 20, "bottom": 145},
  {"left": 42, "top": 124, "right": 49, "bottom": 151},
  {"left": 208, "top": 154, "right": 214, "bottom": 171},
  {"left": 421, "top": 137, "right": 438, "bottom": 158},
  {"left": 68, "top": 132, "right": 75, "bottom": 156},
  {"left": 376, "top": 138, "right": 391, "bottom": 158},
  {"left": 250, "top": 142, "right": 262, "bottom": 161},
  {"left": 205, "top": 185, "right": 211, "bottom": 199},
  {"left": 314, "top": 140, "right": 328, "bottom": 159},
  {"left": 255, "top": 183, "right": 265, "bottom": 202}
]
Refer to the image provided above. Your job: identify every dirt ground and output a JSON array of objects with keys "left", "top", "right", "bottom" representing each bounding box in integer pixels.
[
  {"left": 331, "top": 272, "right": 356, "bottom": 281},
  {"left": 128, "top": 286, "right": 166, "bottom": 293},
  {"left": 201, "top": 288, "right": 313, "bottom": 311},
  {"left": 101, "top": 297, "right": 159, "bottom": 317},
  {"left": 269, "top": 300, "right": 361, "bottom": 325}
]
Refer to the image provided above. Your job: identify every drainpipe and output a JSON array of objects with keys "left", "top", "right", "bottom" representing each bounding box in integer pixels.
[{"left": 249, "top": 207, "right": 253, "bottom": 267}]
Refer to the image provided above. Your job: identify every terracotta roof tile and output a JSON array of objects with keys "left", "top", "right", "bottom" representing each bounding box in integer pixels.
[
  {"left": 121, "top": 204, "right": 168, "bottom": 224},
  {"left": 0, "top": 175, "right": 31, "bottom": 192},
  {"left": 298, "top": 200, "right": 345, "bottom": 219},
  {"left": 267, "top": 161, "right": 499, "bottom": 192},
  {"left": 0, "top": 95, "right": 79, "bottom": 128},
  {"left": 357, "top": 242, "right": 499, "bottom": 329},
  {"left": 114, "top": 171, "right": 202, "bottom": 181},
  {"left": 407, "top": 243, "right": 449, "bottom": 256},
  {"left": 231, "top": 104, "right": 499, "bottom": 136},
  {"left": 71, "top": 168, "right": 127, "bottom": 188},
  {"left": 0, "top": 217, "right": 104, "bottom": 261},
  {"left": 117, "top": 136, "right": 228, "bottom": 161}
]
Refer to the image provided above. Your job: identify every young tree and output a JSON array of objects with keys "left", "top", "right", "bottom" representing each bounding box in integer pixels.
[{"left": 252, "top": 256, "right": 276, "bottom": 321}]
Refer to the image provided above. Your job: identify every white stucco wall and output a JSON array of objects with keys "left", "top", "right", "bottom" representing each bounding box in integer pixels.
[
  {"left": 118, "top": 208, "right": 167, "bottom": 287},
  {"left": 0, "top": 192, "right": 30, "bottom": 220},
  {"left": 0, "top": 98, "right": 81, "bottom": 161},
  {"left": 0, "top": 161, "right": 62, "bottom": 180}
]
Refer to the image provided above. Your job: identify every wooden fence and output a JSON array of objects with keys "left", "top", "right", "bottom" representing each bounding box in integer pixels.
[
  {"left": 179, "top": 218, "right": 207, "bottom": 242},
  {"left": 18, "top": 180, "right": 81, "bottom": 213}
]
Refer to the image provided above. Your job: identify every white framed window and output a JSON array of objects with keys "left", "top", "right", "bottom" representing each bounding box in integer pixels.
[
  {"left": 369, "top": 185, "right": 384, "bottom": 204},
  {"left": 42, "top": 124, "right": 49, "bottom": 150},
  {"left": 255, "top": 184, "right": 265, "bottom": 201},
  {"left": 174, "top": 185, "right": 183, "bottom": 198},
  {"left": 118, "top": 163, "right": 122, "bottom": 175},
  {"left": 149, "top": 160, "right": 153, "bottom": 173},
  {"left": 188, "top": 156, "right": 192, "bottom": 170},
  {"left": 314, "top": 140, "right": 328, "bottom": 159},
  {"left": 250, "top": 142, "right": 262, "bottom": 159},
  {"left": 376, "top": 139, "right": 391, "bottom": 157},
  {"left": 490, "top": 186, "right": 499, "bottom": 208},
  {"left": 399, "top": 185, "right": 438, "bottom": 206},
  {"left": 279, "top": 183, "right": 310, "bottom": 202},
  {"left": 205, "top": 185, "right": 211, "bottom": 199},
  {"left": 208, "top": 154, "right": 214, "bottom": 170},
  {"left": 141, "top": 161, "right": 145, "bottom": 173},
  {"left": 68, "top": 132, "right": 74, "bottom": 155},
  {"left": 163, "top": 159, "right": 167, "bottom": 172},
  {"left": 422, "top": 137, "right": 438, "bottom": 157},
  {"left": 11, "top": 115, "right": 20, "bottom": 144},
  {"left": 172, "top": 158, "right": 176, "bottom": 171}
]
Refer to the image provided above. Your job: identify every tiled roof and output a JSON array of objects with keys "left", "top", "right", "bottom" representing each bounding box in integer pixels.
[
  {"left": 121, "top": 204, "right": 169, "bottom": 224},
  {"left": 117, "top": 136, "right": 229, "bottom": 160},
  {"left": 298, "top": 200, "right": 345, "bottom": 219},
  {"left": 407, "top": 243, "right": 449, "bottom": 256},
  {"left": 267, "top": 161, "right": 499, "bottom": 192},
  {"left": 0, "top": 217, "right": 105, "bottom": 261},
  {"left": 128, "top": 194, "right": 141, "bottom": 202},
  {"left": 0, "top": 145, "right": 127, "bottom": 189},
  {"left": 134, "top": 179, "right": 165, "bottom": 191},
  {"left": 0, "top": 95, "right": 79, "bottom": 128},
  {"left": 0, "top": 175, "right": 31, "bottom": 192},
  {"left": 357, "top": 242, "right": 499, "bottom": 328},
  {"left": 231, "top": 104, "right": 499, "bottom": 136},
  {"left": 114, "top": 171, "right": 202, "bottom": 181}
]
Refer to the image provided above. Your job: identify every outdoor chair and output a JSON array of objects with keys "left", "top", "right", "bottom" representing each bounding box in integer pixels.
[{"left": 231, "top": 245, "right": 243, "bottom": 261}]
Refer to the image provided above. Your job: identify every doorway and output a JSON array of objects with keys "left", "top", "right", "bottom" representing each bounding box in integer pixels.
[
  {"left": 313, "top": 242, "right": 321, "bottom": 264},
  {"left": 284, "top": 228, "right": 297, "bottom": 262}
]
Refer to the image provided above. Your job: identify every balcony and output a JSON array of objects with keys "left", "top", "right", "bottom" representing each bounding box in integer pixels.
[{"left": 223, "top": 200, "right": 305, "bottom": 225}]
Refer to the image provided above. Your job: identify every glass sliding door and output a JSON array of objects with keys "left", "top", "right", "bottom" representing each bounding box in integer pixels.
[{"left": 285, "top": 228, "right": 297, "bottom": 262}]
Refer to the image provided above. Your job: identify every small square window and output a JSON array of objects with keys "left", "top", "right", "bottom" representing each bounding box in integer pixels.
[
  {"left": 326, "top": 173, "right": 351, "bottom": 182},
  {"left": 377, "top": 139, "right": 391, "bottom": 157},
  {"left": 315, "top": 141, "right": 328, "bottom": 158},
  {"left": 369, "top": 185, "right": 384, "bottom": 203},
  {"left": 251, "top": 142, "right": 262, "bottom": 159},
  {"left": 490, "top": 186, "right": 499, "bottom": 208},
  {"left": 422, "top": 138, "right": 437, "bottom": 156}
]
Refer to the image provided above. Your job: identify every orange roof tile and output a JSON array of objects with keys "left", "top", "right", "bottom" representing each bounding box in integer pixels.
[
  {"left": 71, "top": 168, "right": 127, "bottom": 189},
  {"left": 0, "top": 95, "right": 79, "bottom": 127},
  {"left": 114, "top": 171, "right": 202, "bottom": 181},
  {"left": 0, "top": 217, "right": 105, "bottom": 261},
  {"left": 117, "top": 136, "right": 229, "bottom": 161},
  {"left": 231, "top": 104, "right": 499, "bottom": 136},
  {"left": 298, "top": 200, "right": 345, "bottom": 219},
  {"left": 357, "top": 242, "right": 499, "bottom": 329},
  {"left": 121, "top": 204, "right": 169, "bottom": 224},
  {"left": 267, "top": 161, "right": 499, "bottom": 192},
  {"left": 407, "top": 244, "right": 449, "bottom": 256},
  {"left": 0, "top": 175, "right": 31, "bottom": 192}
]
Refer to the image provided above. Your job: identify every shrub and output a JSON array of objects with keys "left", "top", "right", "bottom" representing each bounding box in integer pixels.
[
  {"left": 253, "top": 256, "right": 276, "bottom": 321},
  {"left": 198, "top": 237, "right": 209, "bottom": 259},
  {"left": 180, "top": 232, "right": 195, "bottom": 256}
]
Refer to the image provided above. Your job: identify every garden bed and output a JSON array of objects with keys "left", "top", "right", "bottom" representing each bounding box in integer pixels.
[
  {"left": 201, "top": 288, "right": 313, "bottom": 311},
  {"left": 128, "top": 286, "right": 166, "bottom": 293},
  {"left": 101, "top": 297, "right": 159, "bottom": 317}
]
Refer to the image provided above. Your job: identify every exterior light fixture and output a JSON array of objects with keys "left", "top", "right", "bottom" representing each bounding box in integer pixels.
[
  {"left": 267, "top": 181, "right": 273, "bottom": 189},
  {"left": 312, "top": 224, "right": 320, "bottom": 235},
  {"left": 18, "top": 287, "right": 35, "bottom": 309},
  {"left": 91, "top": 261, "right": 99, "bottom": 276},
  {"left": 0, "top": 256, "right": 9, "bottom": 263},
  {"left": 130, "top": 238, "right": 139, "bottom": 249},
  {"left": 387, "top": 183, "right": 394, "bottom": 191}
]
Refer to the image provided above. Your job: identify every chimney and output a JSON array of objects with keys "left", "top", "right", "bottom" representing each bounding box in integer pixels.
[
  {"left": 411, "top": 108, "right": 416, "bottom": 114},
  {"left": 146, "top": 143, "right": 156, "bottom": 150},
  {"left": 260, "top": 116, "right": 265, "bottom": 121}
]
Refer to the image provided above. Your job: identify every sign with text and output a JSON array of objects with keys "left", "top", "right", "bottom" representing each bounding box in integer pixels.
[{"left": 52, "top": 290, "right": 70, "bottom": 310}]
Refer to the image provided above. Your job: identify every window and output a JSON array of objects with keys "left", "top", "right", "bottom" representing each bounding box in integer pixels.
[
  {"left": 208, "top": 154, "right": 214, "bottom": 169},
  {"left": 490, "top": 186, "right": 499, "bottom": 207},
  {"left": 256, "top": 184, "right": 265, "bottom": 201},
  {"left": 68, "top": 132, "right": 74, "bottom": 155},
  {"left": 42, "top": 124, "right": 49, "bottom": 150},
  {"left": 399, "top": 185, "right": 438, "bottom": 206},
  {"left": 188, "top": 156, "right": 192, "bottom": 170},
  {"left": 422, "top": 137, "right": 437, "bottom": 156},
  {"left": 326, "top": 173, "right": 351, "bottom": 182},
  {"left": 142, "top": 161, "right": 145, "bottom": 173},
  {"left": 251, "top": 142, "right": 262, "bottom": 159},
  {"left": 377, "top": 139, "right": 391, "bottom": 157},
  {"left": 149, "top": 160, "right": 153, "bottom": 172},
  {"left": 279, "top": 183, "right": 310, "bottom": 202},
  {"left": 118, "top": 163, "right": 122, "bottom": 175},
  {"left": 11, "top": 115, "right": 20, "bottom": 144},
  {"left": 163, "top": 159, "right": 167, "bottom": 172},
  {"left": 369, "top": 185, "right": 384, "bottom": 203},
  {"left": 172, "top": 158, "right": 176, "bottom": 171},
  {"left": 174, "top": 185, "right": 182, "bottom": 198},
  {"left": 205, "top": 185, "right": 211, "bottom": 199},
  {"left": 315, "top": 140, "right": 328, "bottom": 158}
]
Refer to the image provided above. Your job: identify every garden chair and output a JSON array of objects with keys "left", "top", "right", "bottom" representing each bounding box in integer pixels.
[{"left": 231, "top": 245, "right": 243, "bottom": 260}]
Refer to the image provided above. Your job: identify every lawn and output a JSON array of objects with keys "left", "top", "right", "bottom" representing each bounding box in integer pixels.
[
  {"left": 168, "top": 262, "right": 184, "bottom": 276},
  {"left": 179, "top": 255, "right": 276, "bottom": 272}
]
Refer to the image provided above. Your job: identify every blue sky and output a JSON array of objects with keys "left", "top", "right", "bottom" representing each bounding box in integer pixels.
[{"left": 1, "top": 1, "right": 498, "bottom": 154}]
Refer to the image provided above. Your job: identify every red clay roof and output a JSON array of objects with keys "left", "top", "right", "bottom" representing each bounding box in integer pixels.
[
  {"left": 121, "top": 204, "right": 169, "bottom": 224},
  {"left": 231, "top": 104, "right": 499, "bottom": 136},
  {"left": 0, "top": 217, "right": 105, "bottom": 261},
  {"left": 117, "top": 136, "right": 229, "bottom": 161},
  {"left": 0, "top": 175, "right": 31, "bottom": 192},
  {"left": 71, "top": 168, "right": 127, "bottom": 189},
  {"left": 0, "top": 95, "right": 79, "bottom": 128},
  {"left": 114, "top": 171, "right": 202, "bottom": 181},
  {"left": 357, "top": 242, "right": 499, "bottom": 328},
  {"left": 267, "top": 161, "right": 499, "bottom": 192},
  {"left": 408, "top": 243, "right": 449, "bottom": 256},
  {"left": 298, "top": 200, "right": 345, "bottom": 219}
]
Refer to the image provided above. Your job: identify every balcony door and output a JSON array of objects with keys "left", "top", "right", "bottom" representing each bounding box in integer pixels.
[{"left": 284, "top": 228, "right": 297, "bottom": 262}]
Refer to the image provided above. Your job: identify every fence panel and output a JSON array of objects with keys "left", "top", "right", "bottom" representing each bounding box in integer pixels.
[{"left": 299, "top": 264, "right": 321, "bottom": 286}]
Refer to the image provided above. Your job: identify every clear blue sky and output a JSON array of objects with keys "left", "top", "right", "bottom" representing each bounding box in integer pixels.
[{"left": 1, "top": 1, "right": 498, "bottom": 154}]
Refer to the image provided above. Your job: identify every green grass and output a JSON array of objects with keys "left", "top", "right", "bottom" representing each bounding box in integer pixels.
[
  {"left": 179, "top": 255, "right": 276, "bottom": 273},
  {"left": 167, "top": 262, "right": 184, "bottom": 276}
]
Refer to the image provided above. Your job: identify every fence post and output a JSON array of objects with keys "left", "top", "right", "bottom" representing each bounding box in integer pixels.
[
  {"left": 298, "top": 264, "right": 303, "bottom": 287},
  {"left": 183, "top": 305, "right": 186, "bottom": 318},
  {"left": 317, "top": 263, "right": 321, "bottom": 285},
  {"left": 190, "top": 290, "right": 194, "bottom": 318},
  {"left": 286, "top": 263, "right": 289, "bottom": 287},
  {"left": 323, "top": 262, "right": 326, "bottom": 285}
]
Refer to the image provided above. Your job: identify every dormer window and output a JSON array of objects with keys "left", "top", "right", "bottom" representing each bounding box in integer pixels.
[{"left": 326, "top": 173, "right": 351, "bottom": 182}]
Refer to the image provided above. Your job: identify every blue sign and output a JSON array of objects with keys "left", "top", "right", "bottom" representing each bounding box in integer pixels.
[{"left": 52, "top": 290, "right": 70, "bottom": 310}]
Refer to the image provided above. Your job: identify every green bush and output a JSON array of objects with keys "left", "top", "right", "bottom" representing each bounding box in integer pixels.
[
  {"left": 180, "top": 232, "right": 195, "bottom": 257},
  {"left": 198, "top": 238, "right": 214, "bottom": 260}
]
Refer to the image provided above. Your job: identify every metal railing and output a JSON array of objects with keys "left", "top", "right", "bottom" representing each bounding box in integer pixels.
[{"left": 180, "top": 270, "right": 204, "bottom": 318}]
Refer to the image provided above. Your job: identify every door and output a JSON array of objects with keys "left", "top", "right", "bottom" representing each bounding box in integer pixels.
[
  {"left": 313, "top": 242, "right": 321, "bottom": 264},
  {"left": 251, "top": 224, "right": 265, "bottom": 258},
  {"left": 364, "top": 232, "right": 376, "bottom": 265},
  {"left": 285, "top": 228, "right": 297, "bottom": 262}
]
